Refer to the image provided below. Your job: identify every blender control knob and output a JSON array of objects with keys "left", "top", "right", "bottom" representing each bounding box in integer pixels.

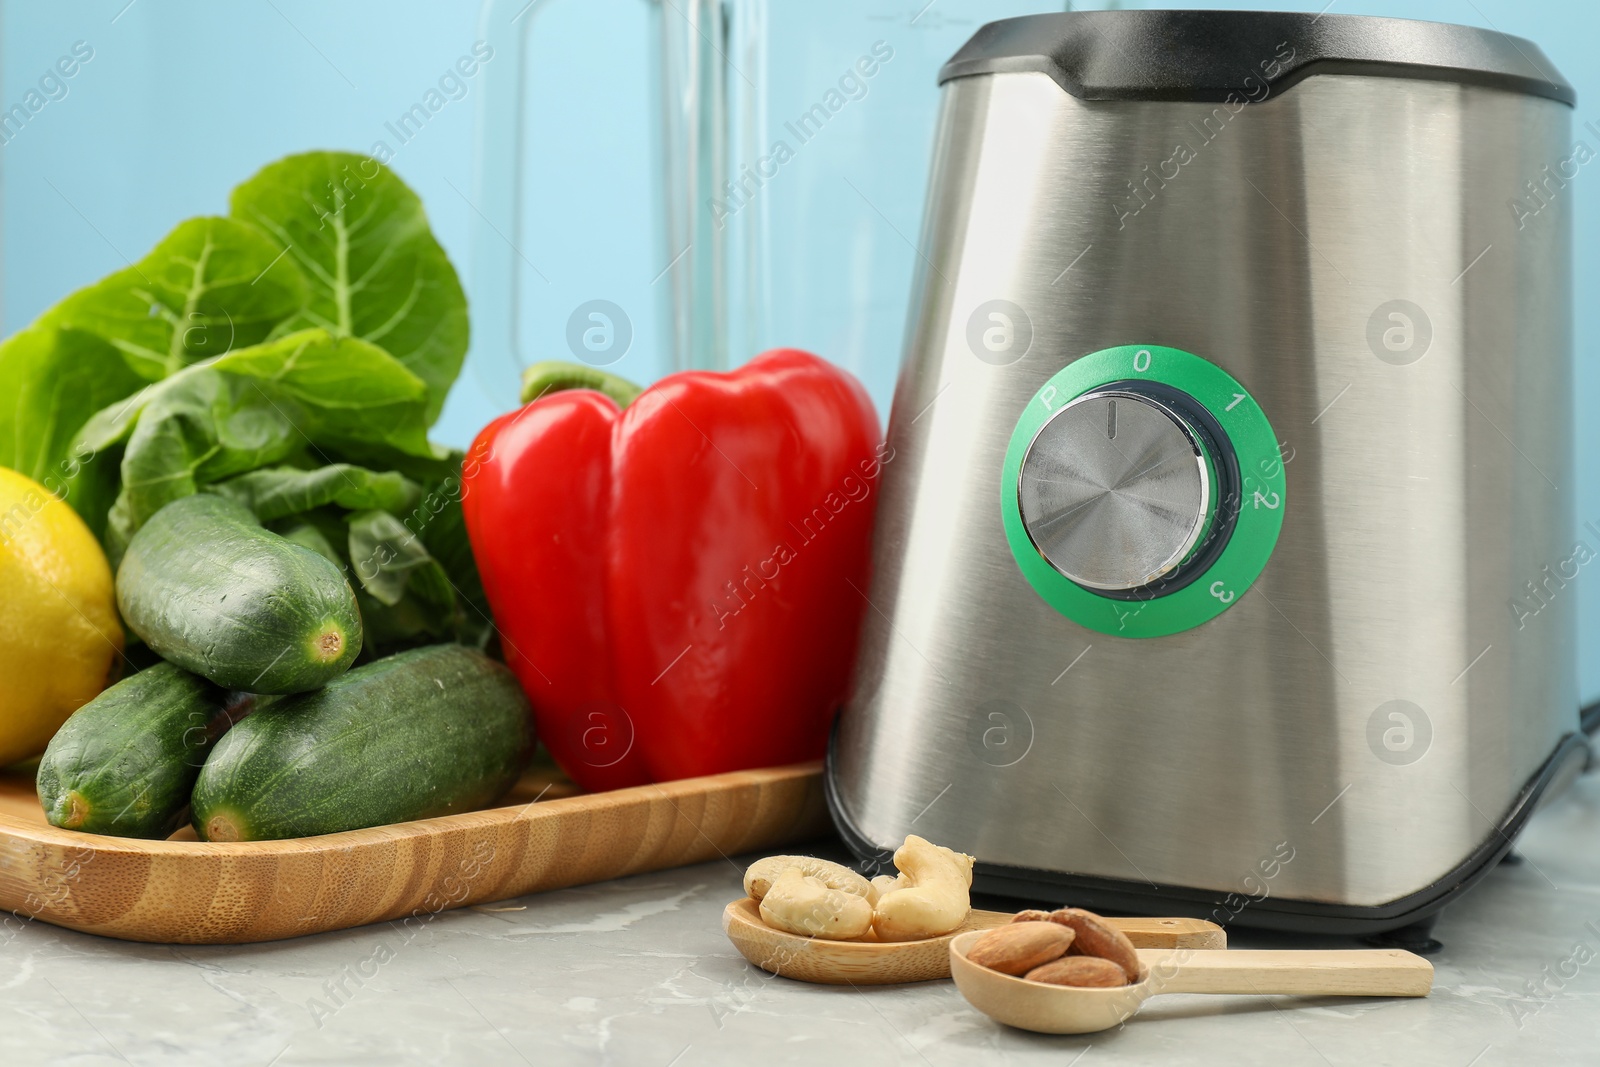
[{"left": 1016, "top": 385, "right": 1220, "bottom": 593}]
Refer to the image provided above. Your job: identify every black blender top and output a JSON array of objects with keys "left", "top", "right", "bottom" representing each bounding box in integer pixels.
[{"left": 938, "top": 10, "right": 1573, "bottom": 106}]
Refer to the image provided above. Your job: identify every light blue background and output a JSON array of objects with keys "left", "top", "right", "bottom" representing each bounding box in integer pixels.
[{"left": 3, "top": 0, "right": 1597, "bottom": 702}]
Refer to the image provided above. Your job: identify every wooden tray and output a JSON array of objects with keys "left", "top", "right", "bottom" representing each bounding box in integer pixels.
[{"left": 0, "top": 760, "right": 828, "bottom": 944}]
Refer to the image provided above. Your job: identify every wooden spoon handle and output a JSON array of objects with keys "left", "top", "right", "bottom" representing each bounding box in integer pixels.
[
  {"left": 966, "top": 911, "right": 1227, "bottom": 949},
  {"left": 1108, "top": 916, "right": 1227, "bottom": 949},
  {"left": 1137, "top": 948, "right": 1433, "bottom": 997}
]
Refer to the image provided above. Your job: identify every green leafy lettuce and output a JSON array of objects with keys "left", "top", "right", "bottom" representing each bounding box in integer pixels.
[
  {"left": 0, "top": 150, "right": 489, "bottom": 657},
  {"left": 229, "top": 151, "right": 468, "bottom": 423},
  {"left": 39, "top": 216, "right": 308, "bottom": 380}
]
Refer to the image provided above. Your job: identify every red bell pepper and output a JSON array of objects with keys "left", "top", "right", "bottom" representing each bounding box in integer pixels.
[{"left": 461, "top": 349, "right": 886, "bottom": 790}]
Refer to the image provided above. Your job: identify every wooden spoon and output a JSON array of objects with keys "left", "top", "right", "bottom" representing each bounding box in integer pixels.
[
  {"left": 722, "top": 898, "right": 1226, "bottom": 985},
  {"left": 949, "top": 932, "right": 1433, "bottom": 1034}
]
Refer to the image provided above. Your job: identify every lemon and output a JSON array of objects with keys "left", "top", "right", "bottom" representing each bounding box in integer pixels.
[{"left": 0, "top": 467, "right": 123, "bottom": 766}]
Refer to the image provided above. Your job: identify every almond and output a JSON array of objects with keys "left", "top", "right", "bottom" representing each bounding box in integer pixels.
[
  {"left": 967, "top": 920, "right": 1075, "bottom": 975},
  {"left": 1049, "top": 908, "right": 1141, "bottom": 981},
  {"left": 1010, "top": 909, "right": 1054, "bottom": 923},
  {"left": 1025, "top": 955, "right": 1129, "bottom": 988}
]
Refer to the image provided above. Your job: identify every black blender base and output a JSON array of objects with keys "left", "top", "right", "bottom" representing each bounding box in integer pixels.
[
  {"left": 826, "top": 730, "right": 1587, "bottom": 938},
  {"left": 1365, "top": 914, "right": 1444, "bottom": 956}
]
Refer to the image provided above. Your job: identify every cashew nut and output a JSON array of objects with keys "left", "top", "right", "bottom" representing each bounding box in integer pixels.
[
  {"left": 744, "top": 855, "right": 870, "bottom": 902},
  {"left": 758, "top": 867, "right": 875, "bottom": 940},
  {"left": 871, "top": 834, "right": 975, "bottom": 942},
  {"left": 866, "top": 873, "right": 903, "bottom": 906}
]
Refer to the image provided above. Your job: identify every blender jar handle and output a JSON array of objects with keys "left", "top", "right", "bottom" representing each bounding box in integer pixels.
[{"left": 471, "top": 0, "right": 733, "bottom": 406}]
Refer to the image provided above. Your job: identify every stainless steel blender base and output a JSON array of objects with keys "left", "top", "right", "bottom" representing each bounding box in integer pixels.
[
  {"left": 827, "top": 725, "right": 1589, "bottom": 934},
  {"left": 828, "top": 12, "right": 1579, "bottom": 932}
]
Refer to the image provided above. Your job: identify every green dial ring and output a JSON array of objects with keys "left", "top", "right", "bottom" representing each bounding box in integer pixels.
[{"left": 1000, "top": 344, "right": 1286, "bottom": 638}]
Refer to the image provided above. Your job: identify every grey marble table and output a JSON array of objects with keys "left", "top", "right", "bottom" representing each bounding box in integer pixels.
[{"left": 4, "top": 771, "right": 1598, "bottom": 1066}]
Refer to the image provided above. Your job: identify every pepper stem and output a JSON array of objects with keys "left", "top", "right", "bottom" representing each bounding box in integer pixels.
[{"left": 520, "top": 362, "right": 646, "bottom": 408}]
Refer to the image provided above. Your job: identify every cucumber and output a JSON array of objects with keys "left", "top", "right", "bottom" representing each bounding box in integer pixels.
[
  {"left": 116, "top": 494, "right": 363, "bottom": 694},
  {"left": 191, "top": 644, "right": 535, "bottom": 841},
  {"left": 36, "top": 663, "right": 257, "bottom": 838}
]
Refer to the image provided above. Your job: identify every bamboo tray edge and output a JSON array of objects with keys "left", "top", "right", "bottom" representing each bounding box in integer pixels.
[{"left": 0, "top": 761, "right": 829, "bottom": 945}]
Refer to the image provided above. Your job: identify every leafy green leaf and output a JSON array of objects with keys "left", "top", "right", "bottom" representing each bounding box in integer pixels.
[
  {"left": 77, "top": 327, "right": 443, "bottom": 462},
  {"left": 337, "top": 461, "right": 492, "bottom": 650},
  {"left": 207, "top": 464, "right": 421, "bottom": 523},
  {"left": 415, "top": 467, "right": 493, "bottom": 647},
  {"left": 323, "top": 438, "right": 471, "bottom": 486},
  {"left": 0, "top": 327, "right": 139, "bottom": 479},
  {"left": 40, "top": 216, "right": 307, "bottom": 381},
  {"left": 115, "top": 369, "right": 307, "bottom": 533},
  {"left": 346, "top": 507, "right": 449, "bottom": 607},
  {"left": 354, "top": 586, "right": 453, "bottom": 651},
  {"left": 0, "top": 326, "right": 146, "bottom": 534},
  {"left": 270, "top": 514, "right": 344, "bottom": 565},
  {"left": 210, "top": 329, "right": 440, "bottom": 456},
  {"left": 105, "top": 329, "right": 442, "bottom": 543},
  {"left": 73, "top": 377, "right": 159, "bottom": 455},
  {"left": 346, "top": 507, "right": 462, "bottom": 653},
  {"left": 229, "top": 151, "right": 468, "bottom": 423},
  {"left": 0, "top": 150, "right": 483, "bottom": 654}
]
